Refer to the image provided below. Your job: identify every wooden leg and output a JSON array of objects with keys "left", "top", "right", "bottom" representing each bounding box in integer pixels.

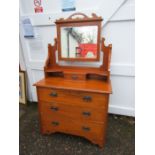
[
  {"left": 89, "top": 138, "right": 105, "bottom": 148},
  {"left": 97, "top": 140, "right": 105, "bottom": 148}
]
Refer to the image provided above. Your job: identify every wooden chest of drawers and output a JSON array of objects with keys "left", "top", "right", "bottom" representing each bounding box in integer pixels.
[
  {"left": 33, "top": 12, "right": 112, "bottom": 148},
  {"left": 34, "top": 77, "right": 112, "bottom": 148}
]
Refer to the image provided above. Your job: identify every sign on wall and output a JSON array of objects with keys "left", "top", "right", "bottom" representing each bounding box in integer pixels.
[
  {"left": 62, "top": 0, "right": 76, "bottom": 12},
  {"left": 22, "top": 18, "right": 34, "bottom": 38},
  {"left": 34, "top": 0, "right": 43, "bottom": 13}
]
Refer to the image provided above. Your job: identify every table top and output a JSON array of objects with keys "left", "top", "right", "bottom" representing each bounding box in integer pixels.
[{"left": 34, "top": 77, "right": 112, "bottom": 94}]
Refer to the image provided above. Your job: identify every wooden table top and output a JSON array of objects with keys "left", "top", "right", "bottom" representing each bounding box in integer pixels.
[{"left": 34, "top": 77, "right": 112, "bottom": 94}]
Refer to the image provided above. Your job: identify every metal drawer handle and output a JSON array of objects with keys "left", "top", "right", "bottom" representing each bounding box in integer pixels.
[
  {"left": 51, "top": 121, "right": 59, "bottom": 126},
  {"left": 50, "top": 106, "right": 59, "bottom": 111},
  {"left": 49, "top": 92, "right": 57, "bottom": 97},
  {"left": 83, "top": 96, "right": 92, "bottom": 102},
  {"left": 72, "top": 75, "right": 78, "bottom": 80},
  {"left": 82, "top": 126, "right": 90, "bottom": 131},
  {"left": 82, "top": 111, "right": 91, "bottom": 116}
]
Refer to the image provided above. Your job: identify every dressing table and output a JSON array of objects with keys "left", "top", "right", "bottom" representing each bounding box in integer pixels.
[{"left": 34, "top": 13, "right": 112, "bottom": 148}]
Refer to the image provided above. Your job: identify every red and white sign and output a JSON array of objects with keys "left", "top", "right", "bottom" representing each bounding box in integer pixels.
[{"left": 34, "top": 0, "right": 43, "bottom": 13}]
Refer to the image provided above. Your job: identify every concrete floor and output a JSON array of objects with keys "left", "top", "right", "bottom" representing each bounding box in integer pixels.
[{"left": 19, "top": 103, "right": 135, "bottom": 155}]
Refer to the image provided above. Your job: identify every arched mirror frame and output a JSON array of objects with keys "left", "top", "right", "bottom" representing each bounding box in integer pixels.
[{"left": 55, "top": 13, "right": 103, "bottom": 61}]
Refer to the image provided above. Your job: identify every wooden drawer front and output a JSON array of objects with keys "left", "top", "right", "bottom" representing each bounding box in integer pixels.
[
  {"left": 38, "top": 87, "right": 107, "bottom": 108},
  {"left": 40, "top": 102, "right": 107, "bottom": 123},
  {"left": 41, "top": 116, "right": 105, "bottom": 140},
  {"left": 64, "top": 73, "right": 86, "bottom": 81}
]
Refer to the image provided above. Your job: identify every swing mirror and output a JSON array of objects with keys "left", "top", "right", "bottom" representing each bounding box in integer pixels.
[{"left": 55, "top": 13, "right": 102, "bottom": 61}]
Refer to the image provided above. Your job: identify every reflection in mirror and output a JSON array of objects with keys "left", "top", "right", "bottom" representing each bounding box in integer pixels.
[{"left": 61, "top": 26, "right": 98, "bottom": 59}]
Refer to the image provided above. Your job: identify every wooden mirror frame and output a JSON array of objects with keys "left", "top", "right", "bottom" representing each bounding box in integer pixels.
[{"left": 55, "top": 13, "right": 103, "bottom": 61}]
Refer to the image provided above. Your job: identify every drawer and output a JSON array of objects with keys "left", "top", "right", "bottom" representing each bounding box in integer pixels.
[
  {"left": 64, "top": 73, "right": 86, "bottom": 81},
  {"left": 39, "top": 102, "right": 107, "bottom": 123},
  {"left": 37, "top": 87, "right": 108, "bottom": 108},
  {"left": 41, "top": 115, "right": 105, "bottom": 140}
]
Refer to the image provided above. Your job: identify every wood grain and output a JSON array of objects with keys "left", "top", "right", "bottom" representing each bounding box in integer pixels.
[
  {"left": 40, "top": 114, "right": 106, "bottom": 145},
  {"left": 39, "top": 101, "right": 107, "bottom": 122},
  {"left": 34, "top": 77, "right": 112, "bottom": 94},
  {"left": 37, "top": 87, "right": 108, "bottom": 108}
]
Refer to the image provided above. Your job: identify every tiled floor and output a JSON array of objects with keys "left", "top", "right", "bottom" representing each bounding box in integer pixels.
[{"left": 19, "top": 103, "right": 135, "bottom": 155}]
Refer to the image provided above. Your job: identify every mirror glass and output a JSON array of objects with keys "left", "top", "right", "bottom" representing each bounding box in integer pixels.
[{"left": 61, "top": 26, "right": 98, "bottom": 59}]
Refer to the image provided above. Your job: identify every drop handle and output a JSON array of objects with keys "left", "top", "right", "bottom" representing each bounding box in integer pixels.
[
  {"left": 83, "top": 96, "right": 92, "bottom": 102},
  {"left": 51, "top": 121, "right": 59, "bottom": 126},
  {"left": 49, "top": 92, "right": 57, "bottom": 97},
  {"left": 82, "top": 111, "right": 91, "bottom": 116},
  {"left": 50, "top": 106, "right": 59, "bottom": 111},
  {"left": 82, "top": 126, "right": 90, "bottom": 131}
]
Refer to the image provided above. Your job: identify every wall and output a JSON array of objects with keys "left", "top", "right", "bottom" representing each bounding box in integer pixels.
[{"left": 19, "top": 0, "right": 135, "bottom": 116}]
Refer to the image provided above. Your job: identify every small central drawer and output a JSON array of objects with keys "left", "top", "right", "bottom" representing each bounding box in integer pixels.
[
  {"left": 64, "top": 73, "right": 86, "bottom": 81},
  {"left": 37, "top": 87, "right": 108, "bottom": 108},
  {"left": 40, "top": 102, "right": 107, "bottom": 122}
]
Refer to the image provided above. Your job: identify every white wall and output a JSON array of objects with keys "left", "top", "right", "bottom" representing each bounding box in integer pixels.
[{"left": 19, "top": 0, "right": 135, "bottom": 116}]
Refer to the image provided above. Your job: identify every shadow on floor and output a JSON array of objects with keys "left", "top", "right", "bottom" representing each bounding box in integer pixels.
[{"left": 19, "top": 102, "right": 135, "bottom": 155}]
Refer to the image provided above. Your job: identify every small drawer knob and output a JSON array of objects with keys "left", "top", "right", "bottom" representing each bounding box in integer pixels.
[
  {"left": 50, "top": 106, "right": 59, "bottom": 111},
  {"left": 83, "top": 96, "right": 92, "bottom": 102},
  {"left": 51, "top": 121, "right": 59, "bottom": 126},
  {"left": 82, "top": 126, "right": 90, "bottom": 131},
  {"left": 49, "top": 92, "right": 57, "bottom": 97},
  {"left": 72, "top": 75, "right": 78, "bottom": 80},
  {"left": 82, "top": 111, "right": 91, "bottom": 116}
]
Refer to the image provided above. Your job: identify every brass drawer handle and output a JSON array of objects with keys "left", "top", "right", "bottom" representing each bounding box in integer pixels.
[
  {"left": 49, "top": 92, "right": 57, "bottom": 97},
  {"left": 82, "top": 126, "right": 90, "bottom": 131},
  {"left": 83, "top": 96, "right": 92, "bottom": 102},
  {"left": 51, "top": 121, "right": 59, "bottom": 126},
  {"left": 50, "top": 106, "right": 59, "bottom": 111},
  {"left": 82, "top": 111, "right": 91, "bottom": 116}
]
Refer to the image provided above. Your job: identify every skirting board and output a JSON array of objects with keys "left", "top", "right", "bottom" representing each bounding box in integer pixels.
[{"left": 108, "top": 104, "right": 135, "bottom": 117}]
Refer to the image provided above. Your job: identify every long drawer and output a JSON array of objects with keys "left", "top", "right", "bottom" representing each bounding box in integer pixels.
[
  {"left": 39, "top": 101, "right": 107, "bottom": 123},
  {"left": 41, "top": 115, "right": 105, "bottom": 141},
  {"left": 37, "top": 87, "right": 108, "bottom": 108}
]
